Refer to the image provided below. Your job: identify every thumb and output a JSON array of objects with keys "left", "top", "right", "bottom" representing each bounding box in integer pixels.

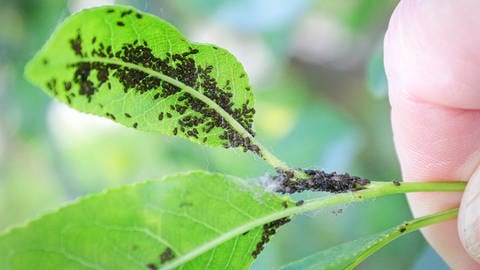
[{"left": 460, "top": 167, "right": 480, "bottom": 262}]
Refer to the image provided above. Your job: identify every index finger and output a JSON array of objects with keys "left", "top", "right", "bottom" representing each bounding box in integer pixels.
[{"left": 385, "top": 0, "right": 480, "bottom": 268}]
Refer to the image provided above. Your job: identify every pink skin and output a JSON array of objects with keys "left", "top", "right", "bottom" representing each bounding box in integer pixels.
[{"left": 385, "top": 0, "right": 480, "bottom": 268}]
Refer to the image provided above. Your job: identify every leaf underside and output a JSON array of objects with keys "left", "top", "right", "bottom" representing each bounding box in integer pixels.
[
  {"left": 25, "top": 6, "right": 259, "bottom": 153},
  {"left": 281, "top": 223, "right": 409, "bottom": 270},
  {"left": 0, "top": 172, "right": 293, "bottom": 269}
]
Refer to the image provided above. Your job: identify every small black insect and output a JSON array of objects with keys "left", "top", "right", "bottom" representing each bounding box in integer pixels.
[
  {"left": 106, "top": 112, "right": 116, "bottom": 120},
  {"left": 147, "top": 263, "right": 157, "bottom": 270},
  {"left": 120, "top": 10, "right": 132, "bottom": 17},
  {"left": 295, "top": 200, "right": 304, "bottom": 207},
  {"left": 64, "top": 81, "right": 72, "bottom": 91},
  {"left": 159, "top": 247, "right": 175, "bottom": 264},
  {"left": 117, "top": 21, "right": 125, "bottom": 27}
]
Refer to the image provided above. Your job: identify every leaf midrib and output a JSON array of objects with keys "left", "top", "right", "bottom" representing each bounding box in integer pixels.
[
  {"left": 73, "top": 57, "right": 254, "bottom": 143},
  {"left": 67, "top": 57, "right": 292, "bottom": 171}
]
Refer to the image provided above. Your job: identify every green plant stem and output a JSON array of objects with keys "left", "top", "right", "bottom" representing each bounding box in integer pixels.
[
  {"left": 345, "top": 207, "right": 459, "bottom": 270},
  {"left": 270, "top": 181, "right": 466, "bottom": 220},
  {"left": 161, "top": 180, "right": 465, "bottom": 269}
]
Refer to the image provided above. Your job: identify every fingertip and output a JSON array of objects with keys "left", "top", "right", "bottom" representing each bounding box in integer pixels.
[
  {"left": 386, "top": 0, "right": 480, "bottom": 181},
  {"left": 386, "top": 0, "right": 480, "bottom": 267},
  {"left": 385, "top": 0, "right": 480, "bottom": 109}
]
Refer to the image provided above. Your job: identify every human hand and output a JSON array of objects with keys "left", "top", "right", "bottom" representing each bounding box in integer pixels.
[{"left": 385, "top": 0, "right": 480, "bottom": 268}]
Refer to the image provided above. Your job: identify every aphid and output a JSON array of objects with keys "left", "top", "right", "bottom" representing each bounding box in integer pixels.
[
  {"left": 158, "top": 112, "right": 164, "bottom": 121},
  {"left": 147, "top": 263, "right": 157, "bottom": 270},
  {"left": 133, "top": 122, "right": 138, "bottom": 128},
  {"left": 252, "top": 217, "right": 290, "bottom": 258},
  {"left": 120, "top": 10, "right": 132, "bottom": 17},
  {"left": 393, "top": 180, "right": 401, "bottom": 186},
  {"left": 295, "top": 200, "right": 304, "bottom": 206},
  {"left": 124, "top": 113, "right": 131, "bottom": 118},
  {"left": 64, "top": 81, "right": 72, "bottom": 91},
  {"left": 106, "top": 112, "right": 116, "bottom": 120},
  {"left": 159, "top": 247, "right": 175, "bottom": 264},
  {"left": 173, "top": 128, "right": 178, "bottom": 135},
  {"left": 117, "top": 21, "right": 125, "bottom": 27}
]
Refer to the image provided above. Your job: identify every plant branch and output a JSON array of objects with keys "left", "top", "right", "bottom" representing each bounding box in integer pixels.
[
  {"left": 161, "top": 180, "right": 465, "bottom": 269},
  {"left": 345, "top": 207, "right": 458, "bottom": 269},
  {"left": 273, "top": 180, "right": 465, "bottom": 218}
]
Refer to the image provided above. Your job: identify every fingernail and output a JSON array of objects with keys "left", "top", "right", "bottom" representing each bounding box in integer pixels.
[{"left": 459, "top": 167, "right": 480, "bottom": 262}]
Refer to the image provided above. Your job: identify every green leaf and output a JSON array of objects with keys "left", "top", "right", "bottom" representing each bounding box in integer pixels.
[
  {"left": 281, "top": 231, "right": 383, "bottom": 270},
  {"left": 280, "top": 208, "right": 458, "bottom": 270},
  {"left": 25, "top": 6, "right": 258, "bottom": 152},
  {"left": 0, "top": 171, "right": 294, "bottom": 269}
]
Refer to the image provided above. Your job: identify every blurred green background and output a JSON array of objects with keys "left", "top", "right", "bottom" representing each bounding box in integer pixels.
[{"left": 0, "top": 0, "right": 448, "bottom": 269}]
